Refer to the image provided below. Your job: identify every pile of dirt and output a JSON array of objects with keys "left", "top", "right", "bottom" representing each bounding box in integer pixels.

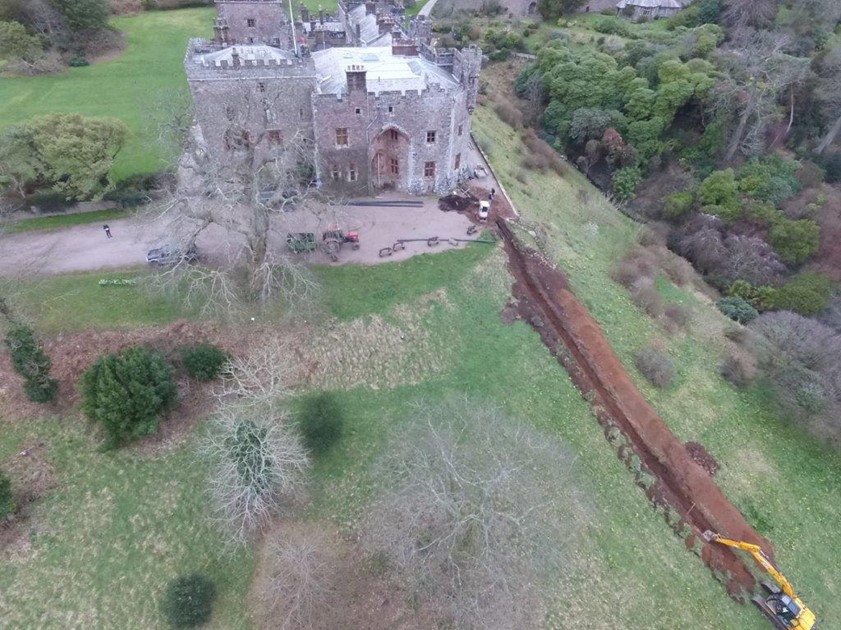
[
  {"left": 438, "top": 192, "right": 477, "bottom": 213},
  {"left": 497, "top": 219, "right": 771, "bottom": 599},
  {"left": 686, "top": 441, "right": 719, "bottom": 477}
]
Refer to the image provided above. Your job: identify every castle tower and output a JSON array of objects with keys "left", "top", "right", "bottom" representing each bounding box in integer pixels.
[{"left": 215, "top": 0, "right": 288, "bottom": 45}]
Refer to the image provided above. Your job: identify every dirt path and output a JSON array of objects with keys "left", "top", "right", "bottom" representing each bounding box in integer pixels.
[
  {"left": 497, "top": 220, "right": 771, "bottom": 599},
  {"left": 0, "top": 200, "right": 474, "bottom": 278}
]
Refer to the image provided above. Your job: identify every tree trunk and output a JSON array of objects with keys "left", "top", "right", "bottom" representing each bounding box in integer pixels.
[
  {"left": 816, "top": 112, "right": 841, "bottom": 155},
  {"left": 725, "top": 101, "right": 754, "bottom": 162}
]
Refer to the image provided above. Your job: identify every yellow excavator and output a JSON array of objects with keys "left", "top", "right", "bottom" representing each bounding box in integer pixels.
[{"left": 703, "top": 531, "right": 818, "bottom": 630}]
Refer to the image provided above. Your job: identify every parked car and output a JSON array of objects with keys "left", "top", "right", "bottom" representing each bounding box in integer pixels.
[{"left": 146, "top": 243, "right": 199, "bottom": 266}]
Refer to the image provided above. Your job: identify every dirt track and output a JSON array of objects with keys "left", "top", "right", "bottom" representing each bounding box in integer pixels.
[{"left": 497, "top": 220, "right": 772, "bottom": 599}]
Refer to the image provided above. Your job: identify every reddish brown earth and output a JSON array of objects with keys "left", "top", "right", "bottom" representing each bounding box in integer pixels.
[
  {"left": 686, "top": 441, "right": 720, "bottom": 477},
  {"left": 497, "top": 219, "right": 771, "bottom": 599}
]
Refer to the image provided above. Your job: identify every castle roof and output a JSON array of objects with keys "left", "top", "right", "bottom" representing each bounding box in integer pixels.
[
  {"left": 191, "top": 44, "right": 297, "bottom": 66},
  {"left": 312, "top": 46, "right": 458, "bottom": 95}
]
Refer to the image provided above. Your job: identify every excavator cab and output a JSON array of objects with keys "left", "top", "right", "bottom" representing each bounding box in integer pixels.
[{"left": 773, "top": 594, "right": 800, "bottom": 623}]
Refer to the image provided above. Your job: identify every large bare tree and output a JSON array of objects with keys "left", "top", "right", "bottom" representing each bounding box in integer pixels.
[
  {"left": 201, "top": 342, "right": 309, "bottom": 544},
  {"left": 815, "top": 46, "right": 841, "bottom": 155},
  {"left": 143, "top": 89, "right": 343, "bottom": 315},
  {"left": 361, "top": 398, "right": 585, "bottom": 630},
  {"left": 716, "top": 29, "right": 810, "bottom": 161}
]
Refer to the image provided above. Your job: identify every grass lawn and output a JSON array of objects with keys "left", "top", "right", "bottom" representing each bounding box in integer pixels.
[
  {"left": 5, "top": 209, "right": 130, "bottom": 234},
  {"left": 0, "top": 9, "right": 214, "bottom": 181},
  {"left": 4, "top": 245, "right": 764, "bottom": 629},
  {"left": 12, "top": 269, "right": 196, "bottom": 334},
  {"left": 473, "top": 86, "right": 841, "bottom": 626}
]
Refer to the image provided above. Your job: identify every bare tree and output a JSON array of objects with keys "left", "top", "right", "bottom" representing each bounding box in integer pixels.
[
  {"left": 201, "top": 343, "right": 309, "bottom": 544},
  {"left": 361, "top": 398, "right": 585, "bottom": 630},
  {"left": 715, "top": 30, "right": 809, "bottom": 161},
  {"left": 140, "top": 86, "right": 350, "bottom": 316},
  {"left": 815, "top": 46, "right": 841, "bottom": 155},
  {"left": 258, "top": 529, "right": 336, "bottom": 630},
  {"left": 723, "top": 0, "right": 777, "bottom": 31}
]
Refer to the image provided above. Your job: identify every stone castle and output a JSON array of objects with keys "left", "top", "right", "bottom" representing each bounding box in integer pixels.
[{"left": 185, "top": 0, "right": 482, "bottom": 196}]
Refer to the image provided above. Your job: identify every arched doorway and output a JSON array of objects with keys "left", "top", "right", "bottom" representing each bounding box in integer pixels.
[
  {"left": 527, "top": 1, "right": 537, "bottom": 14},
  {"left": 370, "top": 126, "right": 410, "bottom": 191}
]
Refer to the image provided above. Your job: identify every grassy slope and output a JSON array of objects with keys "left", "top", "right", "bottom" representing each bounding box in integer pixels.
[
  {"left": 0, "top": 9, "right": 214, "bottom": 181},
  {"left": 3, "top": 247, "right": 762, "bottom": 629},
  {"left": 11, "top": 269, "right": 195, "bottom": 333},
  {"left": 0, "top": 417, "right": 254, "bottom": 629},
  {"left": 473, "top": 97, "right": 841, "bottom": 624}
]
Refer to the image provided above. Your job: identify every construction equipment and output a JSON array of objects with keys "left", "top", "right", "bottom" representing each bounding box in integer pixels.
[
  {"left": 286, "top": 232, "right": 316, "bottom": 254},
  {"left": 703, "top": 531, "right": 818, "bottom": 630},
  {"left": 322, "top": 224, "right": 360, "bottom": 261}
]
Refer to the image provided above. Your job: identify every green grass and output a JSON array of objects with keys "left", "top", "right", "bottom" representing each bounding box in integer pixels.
[
  {"left": 473, "top": 94, "right": 841, "bottom": 626},
  {"left": 0, "top": 417, "right": 254, "bottom": 630},
  {"left": 0, "top": 9, "right": 214, "bottom": 181},
  {"left": 13, "top": 269, "right": 195, "bottom": 334},
  {"left": 6, "top": 209, "right": 129, "bottom": 234},
  {"left": 314, "top": 244, "right": 494, "bottom": 320},
  {"left": 298, "top": 249, "right": 764, "bottom": 629}
]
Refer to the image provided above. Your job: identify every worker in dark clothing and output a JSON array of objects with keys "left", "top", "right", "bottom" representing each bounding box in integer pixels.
[{"left": 103, "top": 225, "right": 112, "bottom": 238}]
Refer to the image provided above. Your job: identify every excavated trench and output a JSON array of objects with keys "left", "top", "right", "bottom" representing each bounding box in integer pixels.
[{"left": 497, "top": 220, "right": 771, "bottom": 599}]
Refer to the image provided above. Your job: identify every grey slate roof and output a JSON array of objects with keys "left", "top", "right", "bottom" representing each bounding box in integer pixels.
[{"left": 312, "top": 46, "right": 458, "bottom": 95}]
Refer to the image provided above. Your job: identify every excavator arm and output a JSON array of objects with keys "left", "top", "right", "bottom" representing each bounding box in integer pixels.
[
  {"left": 703, "top": 530, "right": 818, "bottom": 630},
  {"left": 703, "top": 532, "right": 796, "bottom": 597}
]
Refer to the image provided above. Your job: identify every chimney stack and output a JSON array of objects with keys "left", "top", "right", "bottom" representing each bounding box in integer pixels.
[{"left": 346, "top": 64, "right": 367, "bottom": 94}]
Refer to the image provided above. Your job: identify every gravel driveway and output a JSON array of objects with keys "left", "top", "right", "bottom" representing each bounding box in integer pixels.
[{"left": 0, "top": 197, "right": 480, "bottom": 278}]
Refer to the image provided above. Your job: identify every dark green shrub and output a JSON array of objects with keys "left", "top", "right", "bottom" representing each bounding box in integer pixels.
[
  {"left": 68, "top": 56, "right": 89, "bottom": 67},
  {"left": 768, "top": 217, "right": 821, "bottom": 266},
  {"left": 770, "top": 273, "right": 833, "bottom": 316},
  {"left": 180, "top": 344, "right": 230, "bottom": 381},
  {"left": 4, "top": 325, "right": 58, "bottom": 403},
  {"left": 161, "top": 573, "right": 216, "bottom": 628},
  {"left": 298, "top": 392, "right": 345, "bottom": 455},
  {"left": 81, "top": 346, "right": 177, "bottom": 448},
  {"left": 716, "top": 296, "right": 759, "bottom": 323},
  {"left": 612, "top": 166, "right": 642, "bottom": 202},
  {"left": 635, "top": 346, "right": 675, "bottom": 388},
  {"left": 0, "top": 471, "right": 14, "bottom": 518}
]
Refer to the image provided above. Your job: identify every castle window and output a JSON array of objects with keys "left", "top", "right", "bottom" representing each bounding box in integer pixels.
[
  {"left": 454, "top": 153, "right": 461, "bottom": 170},
  {"left": 390, "top": 158, "right": 399, "bottom": 175},
  {"left": 257, "top": 82, "right": 266, "bottom": 93},
  {"left": 426, "top": 130, "right": 436, "bottom": 143},
  {"left": 458, "top": 124, "right": 463, "bottom": 136},
  {"left": 424, "top": 161, "right": 436, "bottom": 178},
  {"left": 355, "top": 107, "right": 362, "bottom": 115},
  {"left": 299, "top": 108, "right": 304, "bottom": 119},
  {"left": 267, "top": 130, "right": 283, "bottom": 145},
  {"left": 336, "top": 128, "right": 348, "bottom": 146},
  {"left": 331, "top": 164, "right": 340, "bottom": 180},
  {"left": 388, "top": 105, "right": 394, "bottom": 113},
  {"left": 389, "top": 129, "right": 399, "bottom": 141},
  {"left": 348, "top": 163, "right": 358, "bottom": 182},
  {"left": 247, "top": 18, "right": 256, "bottom": 27}
]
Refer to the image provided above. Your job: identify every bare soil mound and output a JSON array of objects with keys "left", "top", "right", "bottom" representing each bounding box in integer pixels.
[
  {"left": 686, "top": 441, "right": 719, "bottom": 477},
  {"left": 497, "top": 219, "right": 770, "bottom": 599}
]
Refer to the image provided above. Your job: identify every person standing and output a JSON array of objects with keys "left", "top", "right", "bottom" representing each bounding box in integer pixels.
[{"left": 103, "top": 224, "right": 112, "bottom": 238}]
